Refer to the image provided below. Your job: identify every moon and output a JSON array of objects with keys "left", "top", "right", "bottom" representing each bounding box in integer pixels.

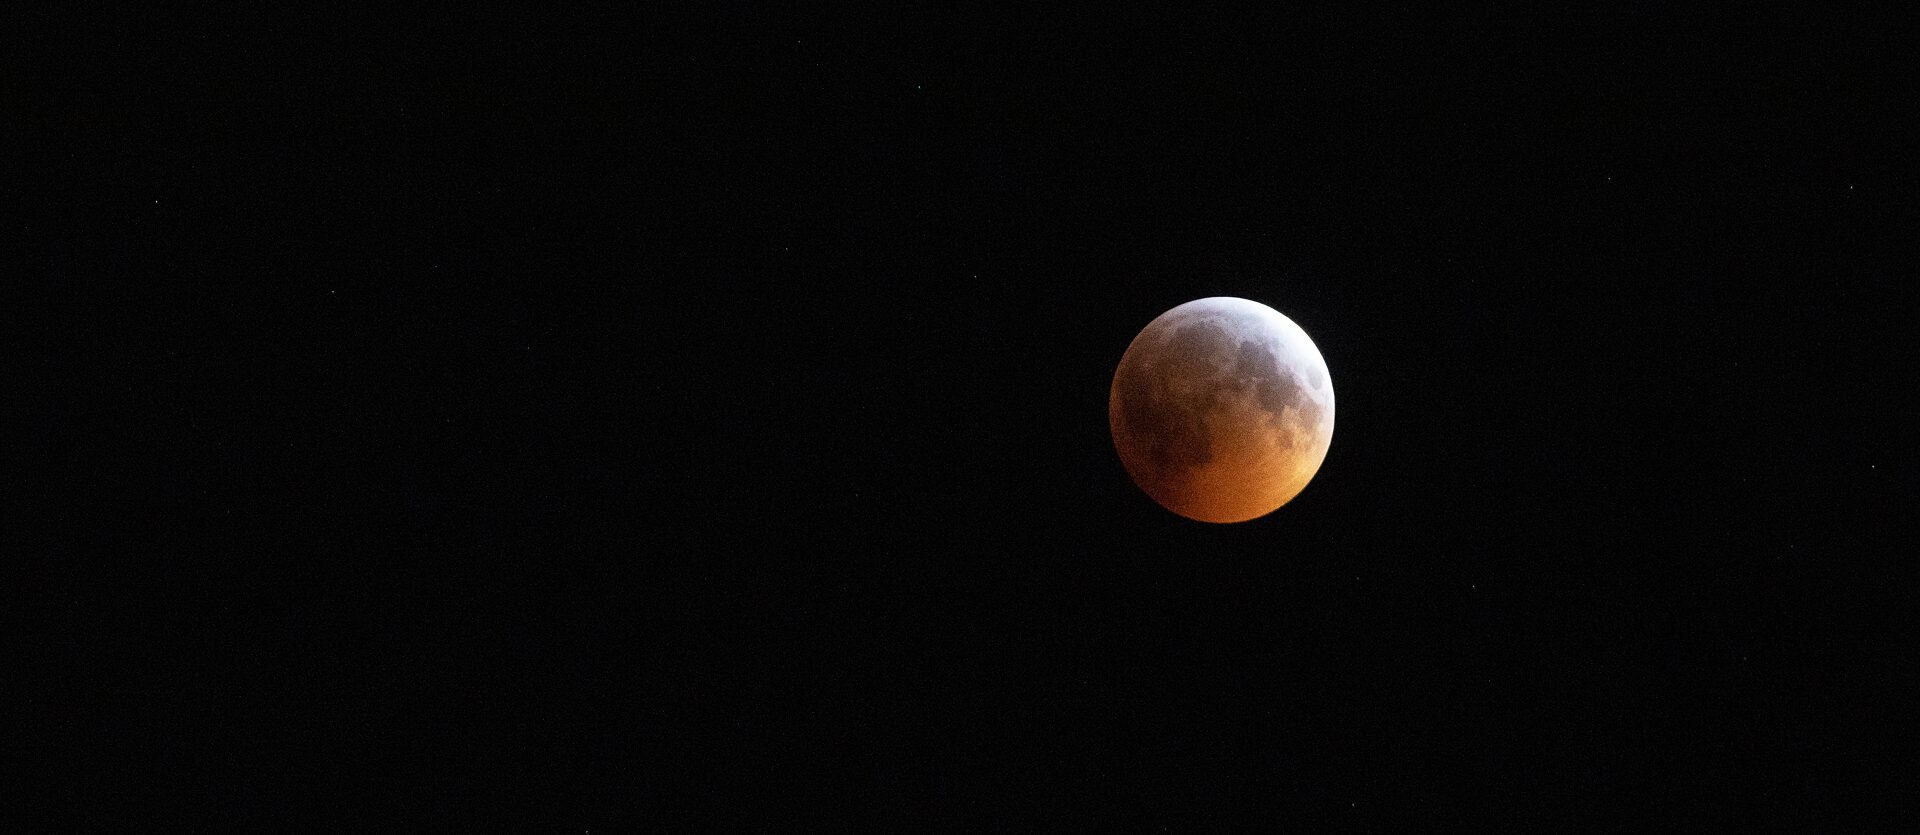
[{"left": 1109, "top": 297, "right": 1335, "bottom": 523}]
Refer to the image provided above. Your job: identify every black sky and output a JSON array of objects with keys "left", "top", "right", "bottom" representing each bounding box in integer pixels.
[{"left": 18, "top": 4, "right": 1918, "bottom": 827}]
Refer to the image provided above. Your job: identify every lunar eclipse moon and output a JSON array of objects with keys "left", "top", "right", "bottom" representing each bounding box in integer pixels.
[{"left": 1109, "top": 297, "right": 1335, "bottom": 523}]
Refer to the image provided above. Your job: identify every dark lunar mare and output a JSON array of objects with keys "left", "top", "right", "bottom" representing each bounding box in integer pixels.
[
  {"left": 1230, "top": 332, "right": 1318, "bottom": 446},
  {"left": 1113, "top": 319, "right": 1254, "bottom": 479}
]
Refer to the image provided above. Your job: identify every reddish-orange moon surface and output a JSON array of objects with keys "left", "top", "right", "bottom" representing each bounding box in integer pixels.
[{"left": 1109, "top": 297, "right": 1335, "bottom": 523}]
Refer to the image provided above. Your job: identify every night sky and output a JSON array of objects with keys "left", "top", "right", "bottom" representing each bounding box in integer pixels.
[{"left": 21, "top": 5, "right": 1916, "bottom": 827}]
